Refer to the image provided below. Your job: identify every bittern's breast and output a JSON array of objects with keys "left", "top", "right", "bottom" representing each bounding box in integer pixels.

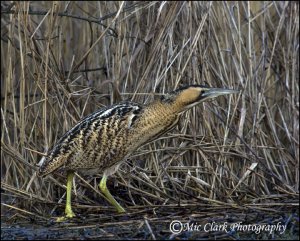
[{"left": 125, "top": 101, "right": 179, "bottom": 152}]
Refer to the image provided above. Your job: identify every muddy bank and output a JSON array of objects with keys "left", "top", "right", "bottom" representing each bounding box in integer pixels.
[{"left": 1, "top": 204, "right": 299, "bottom": 240}]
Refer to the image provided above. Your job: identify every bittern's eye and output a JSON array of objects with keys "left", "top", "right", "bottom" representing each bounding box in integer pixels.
[{"left": 201, "top": 90, "right": 205, "bottom": 95}]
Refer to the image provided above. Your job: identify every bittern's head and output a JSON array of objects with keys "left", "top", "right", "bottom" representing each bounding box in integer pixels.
[{"left": 162, "top": 85, "right": 239, "bottom": 112}]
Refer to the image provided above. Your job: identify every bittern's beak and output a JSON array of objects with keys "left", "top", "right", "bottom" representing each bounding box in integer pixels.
[{"left": 200, "top": 87, "right": 239, "bottom": 101}]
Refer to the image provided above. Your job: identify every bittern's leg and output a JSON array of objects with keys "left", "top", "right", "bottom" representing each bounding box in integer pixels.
[
  {"left": 99, "top": 173, "right": 125, "bottom": 213},
  {"left": 57, "top": 171, "right": 76, "bottom": 222},
  {"left": 64, "top": 171, "right": 76, "bottom": 217}
]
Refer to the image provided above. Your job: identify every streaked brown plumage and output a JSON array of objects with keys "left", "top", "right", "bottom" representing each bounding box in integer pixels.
[{"left": 38, "top": 85, "right": 238, "bottom": 220}]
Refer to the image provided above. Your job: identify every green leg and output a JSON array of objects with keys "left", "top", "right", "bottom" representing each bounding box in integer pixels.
[
  {"left": 99, "top": 174, "right": 125, "bottom": 213},
  {"left": 57, "top": 171, "right": 76, "bottom": 222}
]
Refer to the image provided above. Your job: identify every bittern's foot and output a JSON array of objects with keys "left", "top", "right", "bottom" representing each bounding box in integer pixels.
[
  {"left": 116, "top": 205, "right": 126, "bottom": 213},
  {"left": 56, "top": 208, "right": 76, "bottom": 222}
]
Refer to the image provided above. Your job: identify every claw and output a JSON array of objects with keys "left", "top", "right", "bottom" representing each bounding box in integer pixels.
[{"left": 56, "top": 210, "right": 76, "bottom": 222}]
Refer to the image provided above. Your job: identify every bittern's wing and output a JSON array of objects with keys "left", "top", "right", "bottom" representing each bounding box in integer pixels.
[{"left": 37, "top": 101, "right": 143, "bottom": 177}]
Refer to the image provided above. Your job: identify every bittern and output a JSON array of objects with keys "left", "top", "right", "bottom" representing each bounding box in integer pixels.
[{"left": 38, "top": 85, "right": 238, "bottom": 220}]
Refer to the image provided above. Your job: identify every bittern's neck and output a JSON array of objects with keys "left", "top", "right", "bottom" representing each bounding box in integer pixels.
[
  {"left": 155, "top": 97, "right": 195, "bottom": 115},
  {"left": 159, "top": 87, "right": 204, "bottom": 114}
]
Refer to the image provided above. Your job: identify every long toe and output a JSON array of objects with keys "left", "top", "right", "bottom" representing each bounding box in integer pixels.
[
  {"left": 56, "top": 216, "right": 69, "bottom": 222},
  {"left": 117, "top": 206, "right": 126, "bottom": 213},
  {"left": 56, "top": 210, "right": 76, "bottom": 222}
]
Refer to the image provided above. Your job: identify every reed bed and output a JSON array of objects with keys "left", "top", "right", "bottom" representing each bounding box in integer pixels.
[{"left": 1, "top": 1, "right": 299, "bottom": 239}]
